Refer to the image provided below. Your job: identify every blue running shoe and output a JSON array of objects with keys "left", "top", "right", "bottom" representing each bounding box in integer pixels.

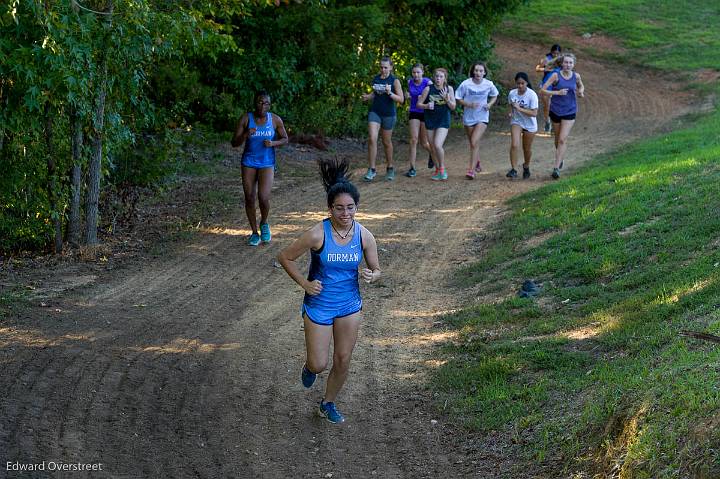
[
  {"left": 301, "top": 364, "right": 316, "bottom": 388},
  {"left": 318, "top": 400, "right": 345, "bottom": 424},
  {"left": 260, "top": 223, "right": 271, "bottom": 243},
  {"left": 363, "top": 168, "right": 377, "bottom": 181},
  {"left": 248, "top": 233, "right": 261, "bottom": 246}
]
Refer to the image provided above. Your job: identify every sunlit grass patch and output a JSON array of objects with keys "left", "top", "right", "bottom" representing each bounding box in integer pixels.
[{"left": 435, "top": 104, "right": 720, "bottom": 476}]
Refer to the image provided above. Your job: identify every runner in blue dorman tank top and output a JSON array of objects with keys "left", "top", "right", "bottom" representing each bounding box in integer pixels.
[
  {"left": 278, "top": 158, "right": 381, "bottom": 424},
  {"left": 232, "top": 91, "right": 288, "bottom": 246}
]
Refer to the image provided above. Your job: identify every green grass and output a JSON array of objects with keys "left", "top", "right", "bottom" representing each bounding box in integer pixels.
[
  {"left": 505, "top": 0, "right": 720, "bottom": 71},
  {"left": 437, "top": 106, "right": 720, "bottom": 476},
  {"left": 0, "top": 284, "right": 29, "bottom": 319},
  {"left": 436, "top": 3, "right": 720, "bottom": 474}
]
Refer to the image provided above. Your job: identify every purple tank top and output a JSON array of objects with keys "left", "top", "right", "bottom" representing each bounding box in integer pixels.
[
  {"left": 408, "top": 77, "right": 430, "bottom": 113},
  {"left": 550, "top": 71, "right": 577, "bottom": 116}
]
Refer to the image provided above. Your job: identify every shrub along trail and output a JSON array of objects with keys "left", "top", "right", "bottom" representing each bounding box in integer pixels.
[{"left": 0, "top": 37, "right": 697, "bottom": 477}]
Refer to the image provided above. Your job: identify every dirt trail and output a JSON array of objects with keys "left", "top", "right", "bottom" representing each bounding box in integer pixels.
[{"left": 0, "top": 37, "right": 695, "bottom": 478}]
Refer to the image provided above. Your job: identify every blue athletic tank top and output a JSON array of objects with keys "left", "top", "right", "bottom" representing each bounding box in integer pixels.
[
  {"left": 242, "top": 112, "right": 275, "bottom": 168},
  {"left": 304, "top": 219, "right": 363, "bottom": 308},
  {"left": 550, "top": 71, "right": 577, "bottom": 116},
  {"left": 541, "top": 54, "right": 555, "bottom": 85}
]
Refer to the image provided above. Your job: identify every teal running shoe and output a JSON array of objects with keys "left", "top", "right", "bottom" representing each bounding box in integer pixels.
[
  {"left": 318, "top": 400, "right": 345, "bottom": 424},
  {"left": 260, "top": 223, "right": 271, "bottom": 243},
  {"left": 248, "top": 233, "right": 261, "bottom": 246},
  {"left": 385, "top": 167, "right": 395, "bottom": 181},
  {"left": 301, "top": 364, "right": 316, "bottom": 388},
  {"left": 404, "top": 167, "right": 416, "bottom": 178},
  {"left": 363, "top": 168, "right": 377, "bottom": 181},
  {"left": 440, "top": 169, "right": 448, "bottom": 181}
]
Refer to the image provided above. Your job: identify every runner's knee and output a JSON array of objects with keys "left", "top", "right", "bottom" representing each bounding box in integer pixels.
[
  {"left": 307, "top": 358, "right": 328, "bottom": 373},
  {"left": 332, "top": 351, "right": 352, "bottom": 371}
]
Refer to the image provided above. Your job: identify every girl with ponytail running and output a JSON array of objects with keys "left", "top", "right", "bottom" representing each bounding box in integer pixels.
[
  {"left": 404, "top": 63, "right": 433, "bottom": 177},
  {"left": 541, "top": 53, "right": 585, "bottom": 179},
  {"left": 417, "top": 68, "right": 456, "bottom": 181},
  {"left": 455, "top": 62, "right": 498, "bottom": 179},
  {"left": 231, "top": 91, "right": 288, "bottom": 246},
  {"left": 277, "top": 158, "right": 381, "bottom": 424},
  {"left": 535, "top": 44, "right": 562, "bottom": 133},
  {"left": 506, "top": 72, "right": 539, "bottom": 179}
]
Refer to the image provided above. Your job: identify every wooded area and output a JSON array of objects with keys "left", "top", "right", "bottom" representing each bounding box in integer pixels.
[{"left": 0, "top": 0, "right": 523, "bottom": 253}]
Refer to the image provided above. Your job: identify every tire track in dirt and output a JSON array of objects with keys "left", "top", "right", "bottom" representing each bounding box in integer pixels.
[{"left": 0, "top": 35, "right": 700, "bottom": 478}]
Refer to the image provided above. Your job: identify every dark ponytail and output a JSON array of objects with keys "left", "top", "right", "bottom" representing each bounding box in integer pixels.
[
  {"left": 515, "top": 72, "right": 532, "bottom": 90},
  {"left": 319, "top": 157, "right": 360, "bottom": 207}
]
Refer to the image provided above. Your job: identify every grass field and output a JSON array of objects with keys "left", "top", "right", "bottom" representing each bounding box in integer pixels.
[
  {"left": 505, "top": 0, "right": 720, "bottom": 71},
  {"left": 436, "top": 1, "right": 720, "bottom": 476}
]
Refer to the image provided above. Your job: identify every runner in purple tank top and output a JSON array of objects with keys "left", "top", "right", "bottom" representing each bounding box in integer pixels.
[
  {"left": 541, "top": 53, "right": 585, "bottom": 179},
  {"left": 403, "top": 64, "right": 433, "bottom": 177}
]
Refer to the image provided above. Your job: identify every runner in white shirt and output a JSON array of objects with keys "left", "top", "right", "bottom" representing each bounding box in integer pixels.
[
  {"left": 506, "top": 72, "right": 539, "bottom": 180},
  {"left": 455, "top": 62, "right": 498, "bottom": 179}
]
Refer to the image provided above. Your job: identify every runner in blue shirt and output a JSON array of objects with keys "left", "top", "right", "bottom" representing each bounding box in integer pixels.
[
  {"left": 535, "top": 44, "right": 562, "bottom": 133},
  {"left": 542, "top": 53, "right": 586, "bottom": 179},
  {"left": 277, "top": 157, "right": 381, "bottom": 424},
  {"left": 231, "top": 91, "right": 288, "bottom": 246}
]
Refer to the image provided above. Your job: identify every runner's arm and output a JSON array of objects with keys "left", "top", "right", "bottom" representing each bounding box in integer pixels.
[
  {"left": 266, "top": 114, "right": 289, "bottom": 148},
  {"left": 416, "top": 86, "right": 431, "bottom": 110},
  {"left": 535, "top": 56, "right": 548, "bottom": 73},
  {"left": 486, "top": 94, "right": 498, "bottom": 109},
  {"left": 514, "top": 105, "right": 538, "bottom": 116},
  {"left": 278, "top": 224, "right": 325, "bottom": 295},
  {"left": 231, "top": 113, "right": 249, "bottom": 147},
  {"left": 446, "top": 86, "right": 457, "bottom": 111},
  {"left": 576, "top": 73, "right": 585, "bottom": 97},
  {"left": 359, "top": 227, "right": 381, "bottom": 283},
  {"left": 388, "top": 79, "right": 404, "bottom": 104},
  {"left": 541, "top": 73, "right": 559, "bottom": 96}
]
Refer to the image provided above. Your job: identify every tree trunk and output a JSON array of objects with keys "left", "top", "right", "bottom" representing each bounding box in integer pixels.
[
  {"left": 84, "top": 65, "right": 106, "bottom": 246},
  {"left": 68, "top": 108, "right": 83, "bottom": 247},
  {"left": 45, "top": 104, "right": 63, "bottom": 254},
  {"left": 84, "top": 2, "right": 113, "bottom": 245}
]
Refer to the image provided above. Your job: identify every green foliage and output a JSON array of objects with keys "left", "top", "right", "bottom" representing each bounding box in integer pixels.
[
  {"left": 152, "top": 0, "right": 526, "bottom": 135},
  {"left": 0, "top": 0, "right": 233, "bottom": 252},
  {"left": 1, "top": 0, "right": 527, "bottom": 252}
]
